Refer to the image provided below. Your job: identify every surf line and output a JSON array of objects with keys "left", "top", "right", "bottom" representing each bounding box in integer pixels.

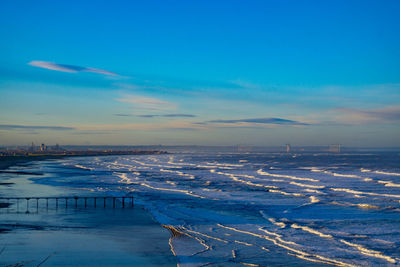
[
  {"left": 181, "top": 226, "right": 269, "bottom": 249},
  {"left": 163, "top": 225, "right": 211, "bottom": 257},
  {"left": 339, "top": 239, "right": 396, "bottom": 263},
  {"left": 114, "top": 172, "right": 135, "bottom": 184},
  {"left": 210, "top": 170, "right": 309, "bottom": 197},
  {"left": 257, "top": 169, "right": 319, "bottom": 182},
  {"left": 361, "top": 169, "right": 400, "bottom": 176},
  {"left": 213, "top": 170, "right": 309, "bottom": 197},
  {"left": 167, "top": 156, "right": 197, "bottom": 166},
  {"left": 330, "top": 188, "right": 400, "bottom": 198},
  {"left": 211, "top": 170, "right": 279, "bottom": 189},
  {"left": 114, "top": 172, "right": 206, "bottom": 199},
  {"left": 217, "top": 224, "right": 356, "bottom": 267},
  {"left": 205, "top": 162, "right": 244, "bottom": 167},
  {"left": 315, "top": 168, "right": 400, "bottom": 188},
  {"left": 130, "top": 159, "right": 180, "bottom": 169},
  {"left": 139, "top": 181, "right": 206, "bottom": 199},
  {"left": 180, "top": 226, "right": 275, "bottom": 266},
  {"left": 286, "top": 219, "right": 397, "bottom": 264},
  {"left": 317, "top": 170, "right": 400, "bottom": 188},
  {"left": 215, "top": 170, "right": 324, "bottom": 189},
  {"left": 160, "top": 169, "right": 195, "bottom": 179},
  {"left": 74, "top": 164, "right": 94, "bottom": 171}
]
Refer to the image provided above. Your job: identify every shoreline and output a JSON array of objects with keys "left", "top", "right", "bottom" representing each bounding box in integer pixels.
[
  {"left": 0, "top": 155, "right": 177, "bottom": 266},
  {"left": 0, "top": 155, "right": 66, "bottom": 170},
  {"left": 0, "top": 151, "right": 167, "bottom": 170}
]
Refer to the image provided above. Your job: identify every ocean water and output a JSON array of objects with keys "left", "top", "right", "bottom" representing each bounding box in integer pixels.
[{"left": 29, "top": 151, "right": 400, "bottom": 266}]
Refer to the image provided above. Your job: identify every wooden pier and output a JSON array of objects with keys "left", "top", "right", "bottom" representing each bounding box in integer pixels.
[{"left": 0, "top": 196, "right": 134, "bottom": 212}]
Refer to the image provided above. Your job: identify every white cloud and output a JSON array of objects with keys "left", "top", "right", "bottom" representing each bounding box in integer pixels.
[
  {"left": 116, "top": 94, "right": 177, "bottom": 111},
  {"left": 77, "top": 121, "right": 205, "bottom": 131},
  {"left": 28, "top": 61, "right": 118, "bottom": 76},
  {"left": 332, "top": 106, "right": 400, "bottom": 124}
]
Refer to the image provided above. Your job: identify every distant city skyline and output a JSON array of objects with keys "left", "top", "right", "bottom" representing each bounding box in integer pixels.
[{"left": 1, "top": 0, "right": 399, "bottom": 146}]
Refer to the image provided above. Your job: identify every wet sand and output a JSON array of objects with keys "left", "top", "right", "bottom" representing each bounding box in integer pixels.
[
  {"left": 0, "top": 155, "right": 65, "bottom": 170},
  {"left": 0, "top": 158, "right": 177, "bottom": 266}
]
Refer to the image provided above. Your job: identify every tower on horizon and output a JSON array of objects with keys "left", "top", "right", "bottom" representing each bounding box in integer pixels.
[
  {"left": 328, "top": 144, "right": 341, "bottom": 153},
  {"left": 286, "top": 144, "right": 291, "bottom": 153}
]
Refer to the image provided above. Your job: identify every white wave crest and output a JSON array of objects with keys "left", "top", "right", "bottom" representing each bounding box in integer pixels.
[
  {"left": 257, "top": 169, "right": 319, "bottom": 182},
  {"left": 361, "top": 168, "right": 400, "bottom": 176}
]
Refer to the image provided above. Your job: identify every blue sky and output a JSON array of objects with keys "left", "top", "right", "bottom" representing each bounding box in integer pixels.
[{"left": 0, "top": 0, "right": 399, "bottom": 146}]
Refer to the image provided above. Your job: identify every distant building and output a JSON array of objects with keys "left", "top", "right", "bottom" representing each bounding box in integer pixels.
[
  {"left": 40, "top": 143, "right": 46, "bottom": 151},
  {"left": 328, "top": 144, "right": 341, "bottom": 153},
  {"left": 236, "top": 145, "right": 252, "bottom": 153},
  {"left": 286, "top": 144, "right": 291, "bottom": 153}
]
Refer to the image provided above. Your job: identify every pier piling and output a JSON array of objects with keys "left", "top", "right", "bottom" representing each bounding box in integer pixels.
[{"left": 0, "top": 196, "right": 134, "bottom": 213}]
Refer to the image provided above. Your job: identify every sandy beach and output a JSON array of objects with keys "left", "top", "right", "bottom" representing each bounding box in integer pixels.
[{"left": 0, "top": 156, "right": 177, "bottom": 266}]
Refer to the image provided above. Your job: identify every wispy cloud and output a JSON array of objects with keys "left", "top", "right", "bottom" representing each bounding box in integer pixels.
[
  {"left": 333, "top": 106, "right": 400, "bottom": 124},
  {"left": 230, "top": 80, "right": 262, "bottom": 90},
  {"left": 78, "top": 121, "right": 204, "bottom": 131},
  {"left": 28, "top": 61, "right": 119, "bottom": 76},
  {"left": 197, "top": 117, "right": 309, "bottom": 126},
  {"left": 72, "top": 131, "right": 116, "bottom": 135},
  {"left": 0, "top": 124, "right": 75, "bottom": 131},
  {"left": 113, "top": 113, "right": 132, "bottom": 117},
  {"left": 138, "top": 114, "right": 196, "bottom": 118},
  {"left": 116, "top": 94, "right": 177, "bottom": 111},
  {"left": 69, "top": 116, "right": 307, "bottom": 133}
]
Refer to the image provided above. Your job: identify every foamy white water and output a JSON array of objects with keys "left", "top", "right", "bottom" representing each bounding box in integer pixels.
[{"left": 34, "top": 152, "right": 400, "bottom": 266}]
